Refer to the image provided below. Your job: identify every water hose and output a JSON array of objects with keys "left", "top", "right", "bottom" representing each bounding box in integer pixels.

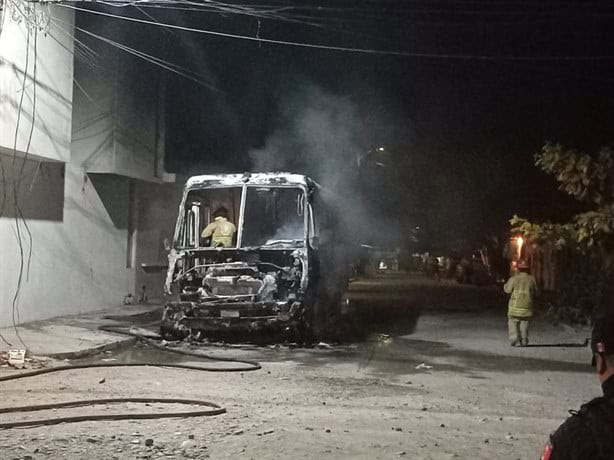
[{"left": 0, "top": 325, "right": 261, "bottom": 429}]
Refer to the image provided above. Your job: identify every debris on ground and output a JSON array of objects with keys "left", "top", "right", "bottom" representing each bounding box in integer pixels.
[
  {"left": 8, "top": 349, "right": 27, "bottom": 369},
  {"left": 316, "top": 342, "right": 332, "bottom": 349},
  {"left": 180, "top": 439, "right": 197, "bottom": 450},
  {"left": 415, "top": 363, "right": 433, "bottom": 370}
]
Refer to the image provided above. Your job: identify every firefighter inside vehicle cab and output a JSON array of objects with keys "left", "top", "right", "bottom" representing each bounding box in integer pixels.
[
  {"left": 201, "top": 207, "right": 236, "bottom": 248},
  {"left": 541, "top": 314, "right": 614, "bottom": 460}
]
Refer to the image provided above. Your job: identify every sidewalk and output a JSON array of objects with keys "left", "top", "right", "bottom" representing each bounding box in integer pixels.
[{"left": 0, "top": 303, "right": 162, "bottom": 359}]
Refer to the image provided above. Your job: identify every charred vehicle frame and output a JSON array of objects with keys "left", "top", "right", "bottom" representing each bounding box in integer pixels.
[{"left": 160, "top": 173, "right": 348, "bottom": 342}]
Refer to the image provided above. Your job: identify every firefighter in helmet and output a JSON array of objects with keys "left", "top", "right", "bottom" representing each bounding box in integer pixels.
[
  {"left": 504, "top": 259, "right": 538, "bottom": 346},
  {"left": 201, "top": 207, "right": 236, "bottom": 248}
]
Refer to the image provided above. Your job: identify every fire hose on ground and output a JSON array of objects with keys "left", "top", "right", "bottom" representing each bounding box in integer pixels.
[{"left": 0, "top": 325, "right": 261, "bottom": 429}]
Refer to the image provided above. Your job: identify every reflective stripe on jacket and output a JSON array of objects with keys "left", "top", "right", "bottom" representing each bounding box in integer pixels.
[{"left": 504, "top": 272, "right": 538, "bottom": 317}]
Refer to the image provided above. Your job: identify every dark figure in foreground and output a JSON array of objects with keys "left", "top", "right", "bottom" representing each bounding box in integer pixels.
[
  {"left": 504, "top": 259, "right": 538, "bottom": 346},
  {"left": 541, "top": 315, "right": 614, "bottom": 460}
]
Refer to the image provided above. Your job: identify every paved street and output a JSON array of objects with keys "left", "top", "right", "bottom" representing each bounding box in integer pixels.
[{"left": 0, "top": 275, "right": 595, "bottom": 459}]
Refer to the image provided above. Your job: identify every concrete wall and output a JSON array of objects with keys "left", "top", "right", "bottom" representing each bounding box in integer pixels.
[
  {"left": 114, "top": 56, "right": 165, "bottom": 181},
  {"left": 0, "top": 157, "right": 135, "bottom": 326},
  {"left": 71, "top": 17, "right": 167, "bottom": 183},
  {"left": 0, "top": 159, "right": 182, "bottom": 327},
  {"left": 134, "top": 179, "right": 185, "bottom": 302},
  {"left": 0, "top": 4, "right": 74, "bottom": 162},
  {"left": 69, "top": 50, "right": 116, "bottom": 174},
  {"left": 0, "top": 6, "right": 178, "bottom": 327}
]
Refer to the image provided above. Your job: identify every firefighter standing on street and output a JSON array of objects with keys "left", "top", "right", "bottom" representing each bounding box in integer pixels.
[
  {"left": 201, "top": 207, "right": 236, "bottom": 248},
  {"left": 503, "top": 259, "right": 538, "bottom": 346},
  {"left": 540, "top": 314, "right": 614, "bottom": 460}
]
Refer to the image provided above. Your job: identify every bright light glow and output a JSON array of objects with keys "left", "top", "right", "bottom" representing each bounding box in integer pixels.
[
  {"left": 516, "top": 236, "right": 524, "bottom": 259},
  {"left": 377, "top": 147, "right": 385, "bottom": 152}
]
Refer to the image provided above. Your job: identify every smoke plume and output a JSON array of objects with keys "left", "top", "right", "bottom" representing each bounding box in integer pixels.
[
  {"left": 249, "top": 81, "right": 413, "bottom": 246},
  {"left": 249, "top": 82, "right": 363, "bottom": 191}
]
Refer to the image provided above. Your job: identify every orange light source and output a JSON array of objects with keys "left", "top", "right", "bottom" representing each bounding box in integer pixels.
[{"left": 516, "top": 236, "right": 524, "bottom": 259}]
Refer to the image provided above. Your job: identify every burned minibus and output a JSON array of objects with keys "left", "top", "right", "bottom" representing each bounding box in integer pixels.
[{"left": 160, "top": 173, "right": 349, "bottom": 342}]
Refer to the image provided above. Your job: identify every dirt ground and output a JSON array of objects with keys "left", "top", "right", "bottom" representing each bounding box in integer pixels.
[{"left": 0, "top": 275, "right": 597, "bottom": 459}]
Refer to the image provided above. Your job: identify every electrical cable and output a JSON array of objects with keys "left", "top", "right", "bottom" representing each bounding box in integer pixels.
[
  {"left": 73, "top": 75, "right": 97, "bottom": 105},
  {"left": 74, "top": 24, "right": 223, "bottom": 92},
  {"left": 128, "top": 2, "right": 410, "bottom": 52},
  {"left": 131, "top": 5, "right": 245, "bottom": 88},
  {"left": 56, "top": 3, "right": 614, "bottom": 61},
  {"left": 70, "top": 2, "right": 614, "bottom": 84},
  {"left": 60, "top": 0, "right": 614, "bottom": 14},
  {"left": 123, "top": 0, "right": 347, "bottom": 34},
  {"left": 67, "top": 0, "right": 614, "bottom": 28},
  {"left": 49, "top": 18, "right": 104, "bottom": 71},
  {"left": 47, "top": 29, "right": 112, "bottom": 109},
  {"left": 12, "top": 10, "right": 40, "bottom": 345},
  {"left": 15, "top": 14, "right": 38, "bottom": 284},
  {"left": 7, "top": 0, "right": 33, "bottom": 349},
  {"left": 51, "top": 17, "right": 223, "bottom": 92},
  {"left": 49, "top": 30, "right": 100, "bottom": 72},
  {"left": 0, "top": 326, "right": 261, "bottom": 429},
  {"left": 0, "top": 0, "right": 8, "bottom": 225},
  {"left": 62, "top": 0, "right": 614, "bottom": 55}
]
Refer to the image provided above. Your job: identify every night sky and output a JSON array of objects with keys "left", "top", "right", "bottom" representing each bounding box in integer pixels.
[{"left": 77, "top": 1, "right": 614, "bottom": 249}]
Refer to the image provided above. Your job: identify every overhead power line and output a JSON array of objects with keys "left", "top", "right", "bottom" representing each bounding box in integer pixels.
[
  {"left": 51, "top": 16, "right": 223, "bottom": 92},
  {"left": 57, "top": 3, "right": 614, "bottom": 61},
  {"left": 53, "top": 0, "right": 614, "bottom": 26}
]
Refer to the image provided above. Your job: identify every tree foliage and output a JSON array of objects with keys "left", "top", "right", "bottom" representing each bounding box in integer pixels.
[
  {"left": 510, "top": 143, "right": 614, "bottom": 322},
  {"left": 536, "top": 143, "right": 613, "bottom": 205},
  {"left": 511, "top": 143, "right": 614, "bottom": 251}
]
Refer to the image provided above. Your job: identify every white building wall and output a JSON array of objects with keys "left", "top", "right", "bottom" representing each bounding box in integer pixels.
[
  {"left": 0, "top": 4, "right": 174, "bottom": 327},
  {"left": 0, "top": 4, "right": 74, "bottom": 162},
  {"left": 70, "top": 51, "right": 116, "bottom": 173},
  {"left": 71, "top": 20, "right": 168, "bottom": 183},
  {"left": 0, "top": 161, "right": 135, "bottom": 326}
]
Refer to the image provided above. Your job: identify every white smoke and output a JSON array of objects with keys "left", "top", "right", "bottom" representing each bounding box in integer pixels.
[
  {"left": 248, "top": 81, "right": 414, "bottom": 246},
  {"left": 249, "top": 82, "right": 362, "bottom": 190}
]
